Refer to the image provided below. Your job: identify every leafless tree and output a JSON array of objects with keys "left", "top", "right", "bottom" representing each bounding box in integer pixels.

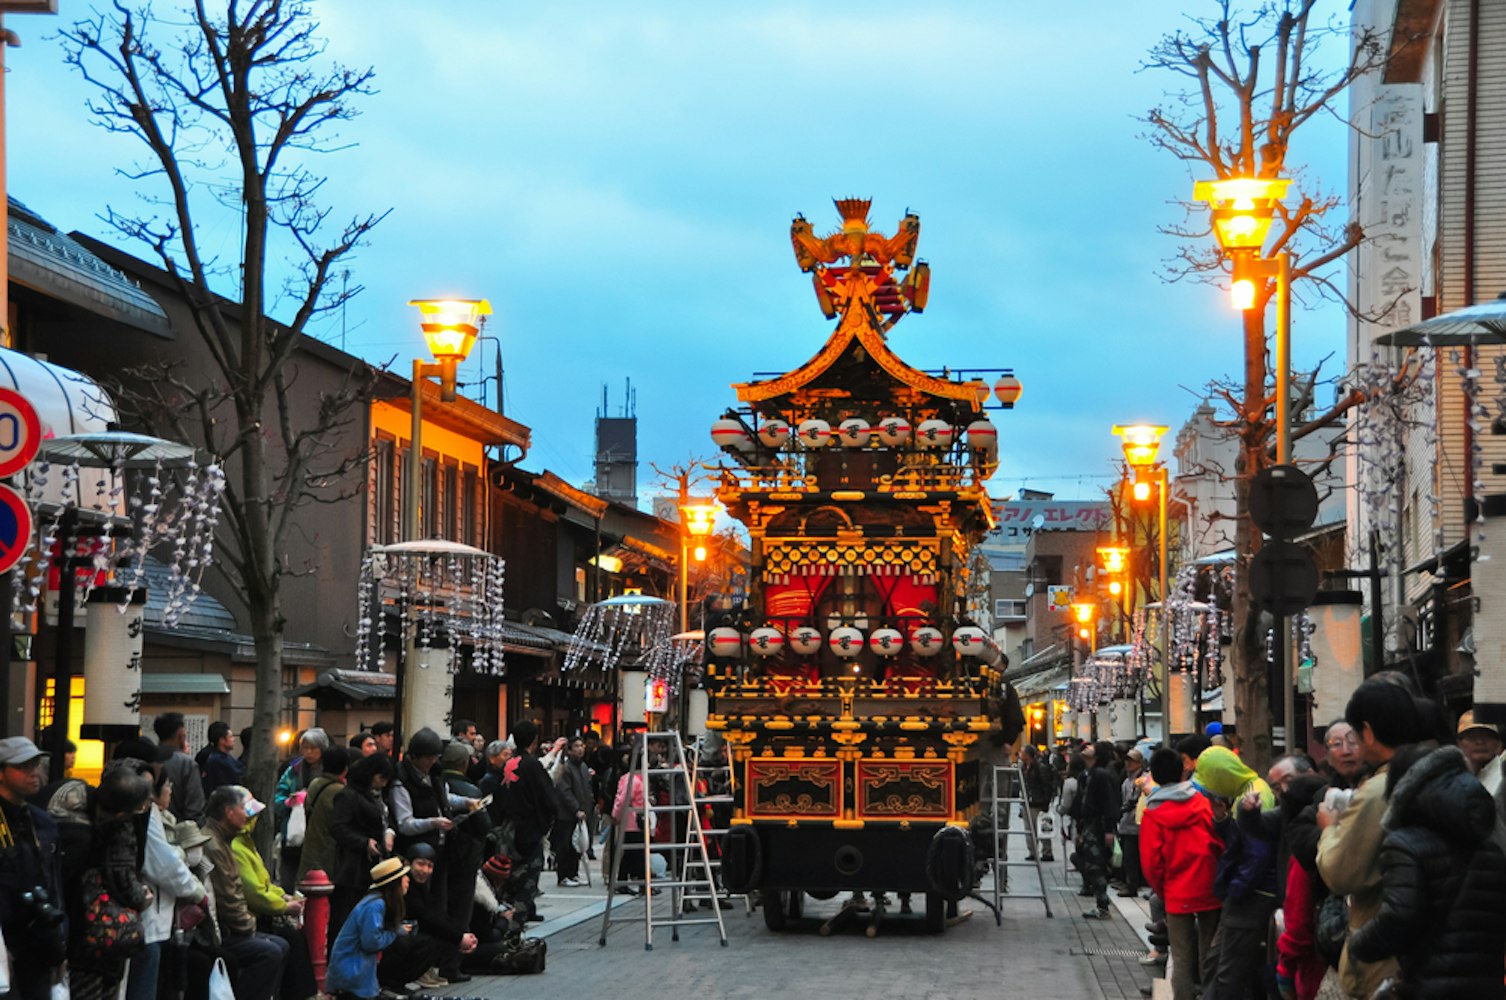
[
  {"left": 1142, "top": 0, "right": 1390, "bottom": 768},
  {"left": 60, "top": 0, "right": 386, "bottom": 842}
]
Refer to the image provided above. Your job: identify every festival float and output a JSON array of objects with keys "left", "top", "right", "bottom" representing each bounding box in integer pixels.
[{"left": 703, "top": 199, "right": 1019, "bottom": 933}]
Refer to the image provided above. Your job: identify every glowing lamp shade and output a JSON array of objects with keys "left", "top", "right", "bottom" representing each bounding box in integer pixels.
[
  {"left": 409, "top": 298, "right": 491, "bottom": 361},
  {"left": 1113, "top": 424, "right": 1169, "bottom": 468},
  {"left": 1097, "top": 546, "right": 1129, "bottom": 575},
  {"left": 1231, "top": 278, "right": 1258, "bottom": 311},
  {"left": 1192, "top": 177, "right": 1291, "bottom": 252},
  {"left": 680, "top": 501, "right": 717, "bottom": 537},
  {"left": 1071, "top": 602, "right": 1096, "bottom": 625},
  {"left": 789, "top": 626, "right": 823, "bottom": 656},
  {"left": 1108, "top": 579, "right": 1124, "bottom": 597},
  {"left": 828, "top": 625, "right": 865, "bottom": 658},
  {"left": 81, "top": 588, "right": 148, "bottom": 739},
  {"left": 748, "top": 626, "right": 785, "bottom": 657},
  {"left": 1132, "top": 479, "right": 1153, "bottom": 503},
  {"left": 993, "top": 373, "right": 1023, "bottom": 407}
]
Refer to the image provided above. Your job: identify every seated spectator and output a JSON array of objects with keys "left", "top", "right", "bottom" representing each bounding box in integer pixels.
[
  {"left": 327, "top": 858, "right": 408, "bottom": 1000},
  {"left": 204, "top": 786, "right": 291, "bottom": 1000},
  {"left": 1348, "top": 744, "right": 1506, "bottom": 999},
  {"left": 377, "top": 843, "right": 477, "bottom": 992}
]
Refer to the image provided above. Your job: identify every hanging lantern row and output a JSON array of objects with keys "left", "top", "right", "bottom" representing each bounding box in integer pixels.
[
  {"left": 711, "top": 415, "right": 999, "bottom": 457},
  {"left": 708, "top": 622, "right": 999, "bottom": 664}
]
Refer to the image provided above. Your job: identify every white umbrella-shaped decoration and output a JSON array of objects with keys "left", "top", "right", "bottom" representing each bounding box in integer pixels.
[{"left": 563, "top": 595, "right": 676, "bottom": 675}]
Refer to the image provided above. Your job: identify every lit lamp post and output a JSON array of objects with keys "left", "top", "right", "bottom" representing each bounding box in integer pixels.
[
  {"left": 404, "top": 299, "right": 490, "bottom": 541},
  {"left": 1192, "top": 177, "right": 1293, "bottom": 464},
  {"left": 1071, "top": 600, "right": 1097, "bottom": 653},
  {"left": 1096, "top": 545, "right": 1130, "bottom": 641},
  {"left": 1113, "top": 423, "right": 1170, "bottom": 740},
  {"left": 678, "top": 499, "right": 717, "bottom": 633}
]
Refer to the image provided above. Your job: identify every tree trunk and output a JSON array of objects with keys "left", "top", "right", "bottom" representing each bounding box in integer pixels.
[{"left": 1232, "top": 307, "right": 1273, "bottom": 773}]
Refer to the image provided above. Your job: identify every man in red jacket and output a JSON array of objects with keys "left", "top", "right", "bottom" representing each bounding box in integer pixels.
[{"left": 1141, "top": 747, "right": 1224, "bottom": 1000}]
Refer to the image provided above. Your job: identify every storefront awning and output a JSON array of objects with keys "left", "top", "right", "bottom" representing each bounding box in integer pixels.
[{"left": 140, "top": 673, "right": 230, "bottom": 696}]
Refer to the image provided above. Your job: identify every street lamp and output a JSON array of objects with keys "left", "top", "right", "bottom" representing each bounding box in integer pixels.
[
  {"left": 404, "top": 299, "right": 490, "bottom": 541},
  {"left": 1071, "top": 600, "right": 1097, "bottom": 649},
  {"left": 678, "top": 498, "right": 717, "bottom": 633},
  {"left": 1113, "top": 423, "right": 1171, "bottom": 740},
  {"left": 1193, "top": 177, "right": 1293, "bottom": 465}
]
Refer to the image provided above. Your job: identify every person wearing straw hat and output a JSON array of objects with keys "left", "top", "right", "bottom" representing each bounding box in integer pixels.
[{"left": 326, "top": 857, "right": 410, "bottom": 1000}]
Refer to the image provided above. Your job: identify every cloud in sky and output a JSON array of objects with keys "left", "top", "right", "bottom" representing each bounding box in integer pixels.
[{"left": 8, "top": 0, "right": 1352, "bottom": 499}]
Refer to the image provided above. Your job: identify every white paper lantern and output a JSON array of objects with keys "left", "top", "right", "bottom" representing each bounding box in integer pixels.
[
  {"left": 757, "top": 419, "right": 791, "bottom": 449},
  {"left": 868, "top": 627, "right": 904, "bottom": 657},
  {"left": 406, "top": 643, "right": 456, "bottom": 736},
  {"left": 708, "top": 626, "right": 744, "bottom": 658},
  {"left": 1110, "top": 698, "right": 1138, "bottom": 742},
  {"left": 877, "top": 416, "right": 911, "bottom": 446},
  {"left": 837, "top": 418, "right": 872, "bottom": 448},
  {"left": 620, "top": 670, "right": 647, "bottom": 725},
  {"left": 1168, "top": 671, "right": 1196, "bottom": 737},
  {"left": 796, "top": 418, "right": 832, "bottom": 448},
  {"left": 81, "top": 588, "right": 147, "bottom": 740},
  {"left": 916, "top": 419, "right": 954, "bottom": 449},
  {"left": 910, "top": 626, "right": 944, "bottom": 657},
  {"left": 828, "top": 626, "right": 865, "bottom": 658},
  {"left": 1309, "top": 592, "right": 1365, "bottom": 727},
  {"left": 711, "top": 417, "right": 753, "bottom": 452},
  {"left": 748, "top": 626, "right": 785, "bottom": 657},
  {"left": 684, "top": 688, "right": 710, "bottom": 736},
  {"left": 966, "top": 419, "right": 998, "bottom": 455},
  {"left": 951, "top": 625, "right": 987, "bottom": 657},
  {"left": 789, "top": 626, "right": 823, "bottom": 656}
]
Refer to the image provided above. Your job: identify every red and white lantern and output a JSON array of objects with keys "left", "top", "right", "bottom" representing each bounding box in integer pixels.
[
  {"left": 748, "top": 626, "right": 785, "bottom": 657},
  {"left": 868, "top": 627, "right": 903, "bottom": 657},
  {"left": 828, "top": 626, "right": 865, "bottom": 658},
  {"left": 711, "top": 417, "right": 752, "bottom": 452},
  {"left": 916, "top": 419, "right": 954, "bottom": 449},
  {"left": 708, "top": 627, "right": 744, "bottom": 658},
  {"left": 758, "top": 419, "right": 792, "bottom": 449},
  {"left": 796, "top": 418, "right": 832, "bottom": 448},
  {"left": 837, "top": 418, "right": 872, "bottom": 448},
  {"left": 910, "top": 626, "right": 944, "bottom": 657},
  {"left": 951, "top": 625, "right": 987, "bottom": 657},
  {"left": 966, "top": 419, "right": 998, "bottom": 455},
  {"left": 877, "top": 416, "right": 910, "bottom": 447},
  {"left": 789, "top": 626, "right": 823, "bottom": 656}
]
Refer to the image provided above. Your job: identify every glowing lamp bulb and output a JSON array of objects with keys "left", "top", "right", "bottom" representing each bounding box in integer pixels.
[
  {"left": 694, "top": 545, "right": 707, "bottom": 562},
  {"left": 851, "top": 663, "right": 861, "bottom": 674},
  {"left": 1078, "top": 627, "right": 1090, "bottom": 640},
  {"left": 1133, "top": 480, "right": 1152, "bottom": 502},
  {"left": 1109, "top": 580, "right": 1124, "bottom": 597},
  {"left": 1231, "top": 278, "right": 1257, "bottom": 311}
]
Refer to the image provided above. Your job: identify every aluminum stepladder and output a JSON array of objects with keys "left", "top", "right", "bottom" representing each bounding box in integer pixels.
[
  {"left": 598, "top": 730, "right": 729, "bottom": 950},
  {"left": 676, "top": 741, "right": 750, "bottom": 915},
  {"left": 991, "top": 763, "right": 1053, "bottom": 917}
]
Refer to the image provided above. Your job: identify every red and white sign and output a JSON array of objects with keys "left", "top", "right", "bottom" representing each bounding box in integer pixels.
[
  {"left": 0, "top": 388, "right": 41, "bottom": 478},
  {"left": 0, "top": 484, "right": 34, "bottom": 575}
]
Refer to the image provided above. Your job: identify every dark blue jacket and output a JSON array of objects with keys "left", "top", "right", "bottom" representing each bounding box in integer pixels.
[
  {"left": 1213, "top": 806, "right": 1277, "bottom": 906},
  {"left": 0, "top": 795, "right": 66, "bottom": 956}
]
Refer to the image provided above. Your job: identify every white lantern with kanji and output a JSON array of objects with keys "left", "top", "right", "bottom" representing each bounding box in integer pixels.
[
  {"left": 916, "top": 419, "right": 954, "bottom": 449},
  {"left": 789, "top": 626, "right": 823, "bottom": 656},
  {"left": 81, "top": 588, "right": 148, "bottom": 741},
  {"left": 796, "top": 418, "right": 832, "bottom": 448},
  {"left": 828, "top": 626, "right": 865, "bottom": 658},
  {"left": 910, "top": 626, "right": 944, "bottom": 657},
  {"left": 868, "top": 627, "right": 904, "bottom": 657},
  {"left": 877, "top": 416, "right": 910, "bottom": 447},
  {"left": 951, "top": 625, "right": 987, "bottom": 657},
  {"left": 837, "top": 418, "right": 872, "bottom": 448},
  {"left": 711, "top": 417, "right": 752, "bottom": 452},
  {"left": 707, "top": 627, "right": 744, "bottom": 658},
  {"left": 748, "top": 626, "right": 785, "bottom": 657},
  {"left": 758, "top": 419, "right": 791, "bottom": 449}
]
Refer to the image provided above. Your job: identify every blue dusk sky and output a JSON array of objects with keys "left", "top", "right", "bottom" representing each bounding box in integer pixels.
[{"left": 8, "top": 1, "right": 1353, "bottom": 503}]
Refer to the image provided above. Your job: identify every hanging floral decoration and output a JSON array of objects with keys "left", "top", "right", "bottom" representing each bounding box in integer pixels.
[
  {"left": 1118, "top": 562, "right": 1234, "bottom": 711},
  {"left": 354, "top": 541, "right": 508, "bottom": 676},
  {"left": 563, "top": 596, "right": 677, "bottom": 677},
  {"left": 15, "top": 453, "right": 226, "bottom": 628}
]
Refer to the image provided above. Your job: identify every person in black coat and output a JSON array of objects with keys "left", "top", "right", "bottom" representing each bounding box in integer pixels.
[
  {"left": 328, "top": 752, "right": 395, "bottom": 943},
  {"left": 501, "top": 721, "right": 557, "bottom": 922},
  {"left": 1348, "top": 743, "right": 1506, "bottom": 1000},
  {"left": 1076, "top": 740, "right": 1121, "bottom": 919}
]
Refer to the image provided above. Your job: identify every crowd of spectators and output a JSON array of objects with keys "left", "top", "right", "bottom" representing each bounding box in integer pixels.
[{"left": 0, "top": 713, "right": 638, "bottom": 1000}]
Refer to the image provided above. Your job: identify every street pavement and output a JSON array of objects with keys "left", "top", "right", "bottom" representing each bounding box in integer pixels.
[{"left": 420, "top": 836, "right": 1162, "bottom": 1000}]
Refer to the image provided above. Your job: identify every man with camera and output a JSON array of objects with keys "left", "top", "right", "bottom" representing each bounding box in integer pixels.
[{"left": 0, "top": 737, "right": 68, "bottom": 999}]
